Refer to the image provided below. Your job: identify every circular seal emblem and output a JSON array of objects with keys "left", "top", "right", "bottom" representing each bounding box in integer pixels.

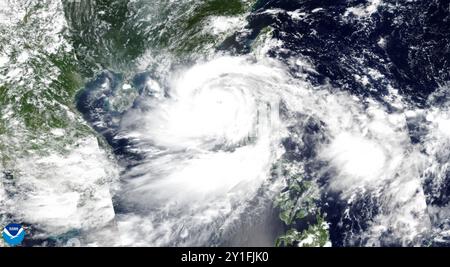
[{"left": 2, "top": 223, "right": 25, "bottom": 246}]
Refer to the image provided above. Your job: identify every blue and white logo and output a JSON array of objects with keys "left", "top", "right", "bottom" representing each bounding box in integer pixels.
[{"left": 2, "top": 223, "right": 25, "bottom": 246}]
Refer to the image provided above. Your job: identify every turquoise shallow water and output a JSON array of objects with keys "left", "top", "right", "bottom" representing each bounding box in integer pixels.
[
  {"left": 1, "top": 0, "right": 287, "bottom": 247},
  {"left": 1, "top": 0, "right": 450, "bottom": 247}
]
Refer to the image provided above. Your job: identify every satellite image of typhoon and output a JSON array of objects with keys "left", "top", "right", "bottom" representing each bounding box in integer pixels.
[{"left": 0, "top": 0, "right": 449, "bottom": 247}]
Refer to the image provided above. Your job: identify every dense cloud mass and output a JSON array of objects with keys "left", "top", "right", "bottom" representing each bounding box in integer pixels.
[{"left": 0, "top": 0, "right": 449, "bottom": 247}]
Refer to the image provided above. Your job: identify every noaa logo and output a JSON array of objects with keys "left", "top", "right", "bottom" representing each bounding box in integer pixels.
[{"left": 2, "top": 223, "right": 25, "bottom": 246}]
